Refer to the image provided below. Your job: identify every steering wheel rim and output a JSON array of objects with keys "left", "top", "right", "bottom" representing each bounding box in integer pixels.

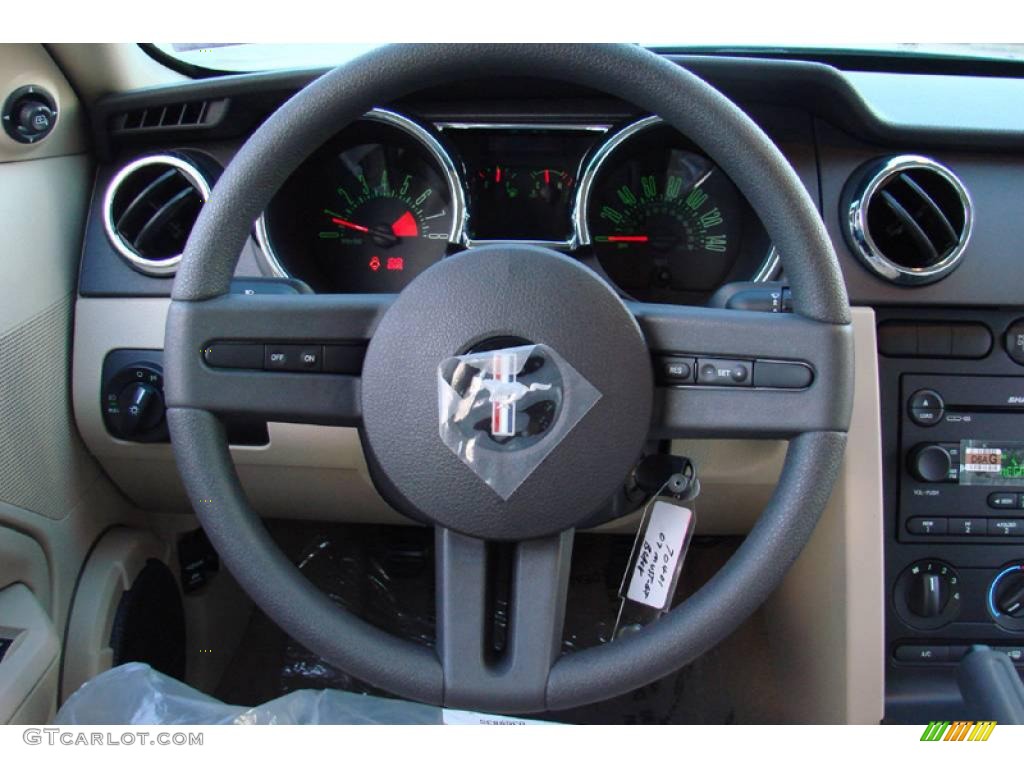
[{"left": 165, "top": 43, "right": 853, "bottom": 713}]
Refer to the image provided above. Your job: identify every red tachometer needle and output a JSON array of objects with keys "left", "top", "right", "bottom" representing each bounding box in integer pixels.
[
  {"left": 330, "top": 217, "right": 369, "bottom": 233},
  {"left": 604, "top": 235, "right": 649, "bottom": 243}
]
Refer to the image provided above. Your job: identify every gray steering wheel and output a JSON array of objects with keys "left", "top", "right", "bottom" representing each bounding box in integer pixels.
[{"left": 165, "top": 43, "right": 853, "bottom": 714}]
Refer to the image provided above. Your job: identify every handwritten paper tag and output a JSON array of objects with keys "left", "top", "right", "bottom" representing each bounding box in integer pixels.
[{"left": 623, "top": 500, "right": 693, "bottom": 611}]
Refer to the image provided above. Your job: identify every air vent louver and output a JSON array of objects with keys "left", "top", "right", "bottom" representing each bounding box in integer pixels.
[
  {"left": 103, "top": 154, "right": 211, "bottom": 276},
  {"left": 845, "top": 155, "right": 972, "bottom": 285},
  {"left": 109, "top": 99, "right": 227, "bottom": 133}
]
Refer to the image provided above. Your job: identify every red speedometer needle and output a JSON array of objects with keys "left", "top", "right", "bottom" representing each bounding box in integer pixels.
[
  {"left": 330, "top": 217, "right": 369, "bottom": 233},
  {"left": 604, "top": 235, "right": 649, "bottom": 243}
]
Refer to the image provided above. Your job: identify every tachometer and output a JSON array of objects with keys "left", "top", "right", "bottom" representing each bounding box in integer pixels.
[{"left": 259, "top": 110, "right": 463, "bottom": 293}]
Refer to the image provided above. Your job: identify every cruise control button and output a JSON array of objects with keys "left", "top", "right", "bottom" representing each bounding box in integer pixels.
[
  {"left": 265, "top": 345, "right": 322, "bottom": 372},
  {"left": 988, "top": 518, "right": 1024, "bottom": 536},
  {"left": 296, "top": 347, "right": 321, "bottom": 371},
  {"left": 906, "top": 517, "right": 948, "bottom": 535},
  {"left": 659, "top": 357, "right": 695, "bottom": 384},
  {"left": 989, "top": 492, "right": 1019, "bottom": 510},
  {"left": 949, "top": 517, "right": 987, "bottom": 536},
  {"left": 265, "top": 346, "right": 293, "bottom": 370},
  {"left": 203, "top": 343, "right": 263, "bottom": 370},
  {"left": 696, "top": 359, "right": 752, "bottom": 387}
]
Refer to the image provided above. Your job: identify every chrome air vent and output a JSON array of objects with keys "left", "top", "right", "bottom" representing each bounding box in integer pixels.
[
  {"left": 845, "top": 155, "right": 972, "bottom": 285},
  {"left": 103, "top": 154, "right": 212, "bottom": 276}
]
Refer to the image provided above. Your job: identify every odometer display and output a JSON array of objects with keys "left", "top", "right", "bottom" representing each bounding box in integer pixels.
[{"left": 263, "top": 118, "right": 456, "bottom": 293}]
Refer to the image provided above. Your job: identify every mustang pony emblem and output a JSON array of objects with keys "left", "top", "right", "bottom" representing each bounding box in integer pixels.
[{"left": 481, "top": 351, "right": 552, "bottom": 437}]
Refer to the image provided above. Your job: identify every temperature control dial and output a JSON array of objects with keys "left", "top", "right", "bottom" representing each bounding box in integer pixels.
[
  {"left": 894, "top": 560, "right": 961, "bottom": 630},
  {"left": 989, "top": 565, "right": 1024, "bottom": 631}
]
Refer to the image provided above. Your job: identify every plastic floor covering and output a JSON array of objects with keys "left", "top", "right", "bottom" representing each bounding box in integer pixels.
[{"left": 215, "top": 522, "right": 783, "bottom": 724}]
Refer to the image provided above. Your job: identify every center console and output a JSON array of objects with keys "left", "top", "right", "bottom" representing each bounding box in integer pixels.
[{"left": 880, "top": 307, "right": 1024, "bottom": 721}]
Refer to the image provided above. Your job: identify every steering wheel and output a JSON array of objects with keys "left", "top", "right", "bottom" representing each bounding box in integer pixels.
[{"left": 165, "top": 44, "right": 853, "bottom": 714}]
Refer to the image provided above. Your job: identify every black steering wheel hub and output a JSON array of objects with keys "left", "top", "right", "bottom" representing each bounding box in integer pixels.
[{"left": 361, "top": 244, "right": 653, "bottom": 540}]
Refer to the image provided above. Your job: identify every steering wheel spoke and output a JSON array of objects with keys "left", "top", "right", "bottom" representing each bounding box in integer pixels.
[
  {"left": 164, "top": 292, "right": 391, "bottom": 425},
  {"left": 435, "top": 527, "right": 574, "bottom": 713},
  {"left": 630, "top": 302, "right": 854, "bottom": 439}
]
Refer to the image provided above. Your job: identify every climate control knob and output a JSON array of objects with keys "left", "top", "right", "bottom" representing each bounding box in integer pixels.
[
  {"left": 909, "top": 443, "right": 953, "bottom": 483},
  {"left": 989, "top": 565, "right": 1024, "bottom": 631},
  {"left": 895, "top": 560, "right": 961, "bottom": 630}
]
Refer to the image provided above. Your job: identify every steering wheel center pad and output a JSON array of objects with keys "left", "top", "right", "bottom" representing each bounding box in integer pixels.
[{"left": 361, "top": 244, "right": 652, "bottom": 540}]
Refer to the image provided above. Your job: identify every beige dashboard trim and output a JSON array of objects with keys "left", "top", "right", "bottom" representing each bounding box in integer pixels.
[
  {"left": 764, "top": 307, "right": 884, "bottom": 724},
  {"left": 72, "top": 297, "right": 405, "bottom": 523}
]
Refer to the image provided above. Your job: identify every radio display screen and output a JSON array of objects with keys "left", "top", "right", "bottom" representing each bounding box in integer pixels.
[{"left": 960, "top": 440, "right": 1024, "bottom": 485}]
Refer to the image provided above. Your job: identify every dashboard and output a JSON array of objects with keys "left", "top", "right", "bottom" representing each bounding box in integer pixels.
[
  {"left": 252, "top": 109, "right": 775, "bottom": 303},
  {"left": 68, "top": 50, "right": 1024, "bottom": 725}
]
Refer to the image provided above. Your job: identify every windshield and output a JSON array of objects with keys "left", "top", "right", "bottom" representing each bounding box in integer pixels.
[{"left": 154, "top": 43, "right": 1024, "bottom": 74}]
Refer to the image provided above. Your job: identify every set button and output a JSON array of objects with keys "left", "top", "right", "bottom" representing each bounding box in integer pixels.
[{"left": 696, "top": 358, "right": 751, "bottom": 386}]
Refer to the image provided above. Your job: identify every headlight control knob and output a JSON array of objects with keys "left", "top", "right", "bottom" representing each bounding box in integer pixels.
[{"left": 101, "top": 362, "right": 168, "bottom": 443}]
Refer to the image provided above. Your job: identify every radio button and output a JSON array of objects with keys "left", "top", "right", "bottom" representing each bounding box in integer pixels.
[
  {"left": 950, "top": 517, "right": 988, "bottom": 536},
  {"left": 908, "top": 389, "right": 944, "bottom": 427},
  {"left": 906, "top": 517, "right": 948, "bottom": 535},
  {"left": 988, "top": 518, "right": 1024, "bottom": 537},
  {"left": 989, "top": 493, "right": 1020, "bottom": 510}
]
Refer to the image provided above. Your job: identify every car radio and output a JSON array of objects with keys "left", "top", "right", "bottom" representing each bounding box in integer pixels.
[{"left": 900, "top": 373, "right": 1024, "bottom": 543}]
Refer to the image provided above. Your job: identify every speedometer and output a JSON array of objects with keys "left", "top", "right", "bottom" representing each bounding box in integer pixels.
[
  {"left": 258, "top": 110, "right": 463, "bottom": 293},
  {"left": 580, "top": 118, "right": 774, "bottom": 304}
]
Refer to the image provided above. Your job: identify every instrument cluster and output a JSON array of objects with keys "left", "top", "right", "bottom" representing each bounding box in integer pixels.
[{"left": 256, "top": 109, "right": 778, "bottom": 302}]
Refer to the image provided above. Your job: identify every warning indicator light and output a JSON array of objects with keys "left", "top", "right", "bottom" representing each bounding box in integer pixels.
[
  {"left": 368, "top": 256, "right": 381, "bottom": 272},
  {"left": 386, "top": 257, "right": 405, "bottom": 272}
]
